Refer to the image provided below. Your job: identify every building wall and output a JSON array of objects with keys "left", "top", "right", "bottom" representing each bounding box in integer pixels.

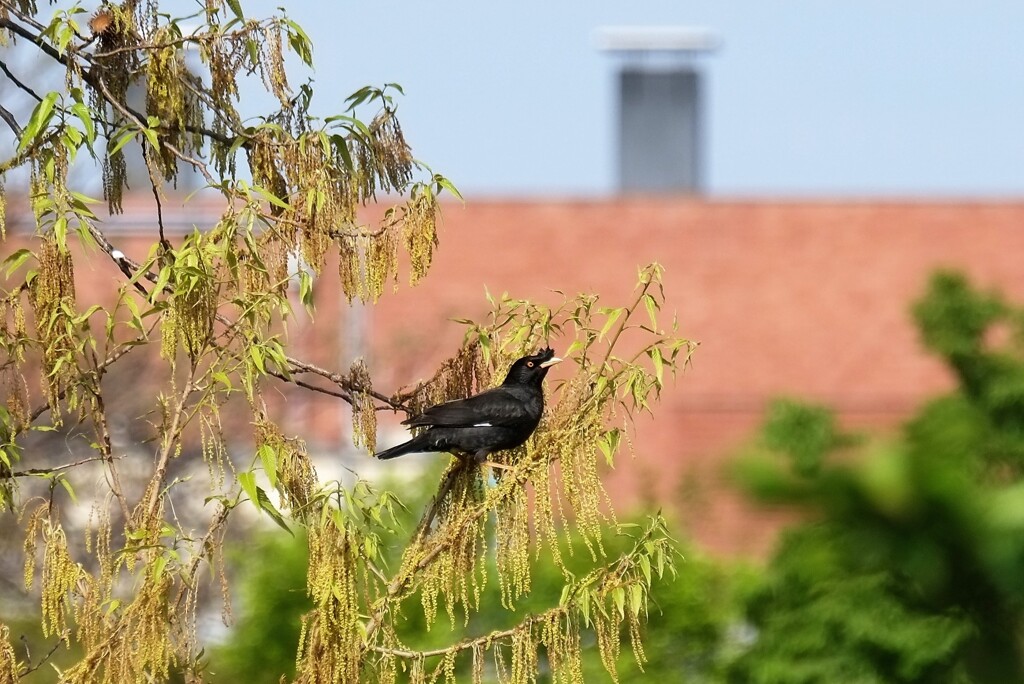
[{"left": 5, "top": 197, "right": 1024, "bottom": 556}]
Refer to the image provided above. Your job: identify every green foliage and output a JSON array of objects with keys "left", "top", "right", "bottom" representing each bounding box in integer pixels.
[
  {"left": 761, "top": 398, "right": 853, "bottom": 477},
  {"left": 730, "top": 271, "right": 1024, "bottom": 683},
  {"left": 214, "top": 534, "right": 312, "bottom": 683}
]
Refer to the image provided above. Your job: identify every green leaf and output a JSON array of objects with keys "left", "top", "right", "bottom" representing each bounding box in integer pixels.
[
  {"left": 248, "top": 344, "right": 266, "bottom": 374},
  {"left": 285, "top": 19, "right": 313, "bottom": 65},
  {"left": 596, "top": 428, "right": 621, "bottom": 467},
  {"left": 435, "top": 174, "right": 464, "bottom": 202},
  {"left": 141, "top": 125, "right": 160, "bottom": 151},
  {"left": 238, "top": 471, "right": 258, "bottom": 505},
  {"left": 152, "top": 265, "right": 172, "bottom": 300},
  {"left": 253, "top": 185, "right": 291, "bottom": 211},
  {"left": 255, "top": 486, "right": 292, "bottom": 535},
  {"left": 258, "top": 444, "right": 278, "bottom": 489},
  {"left": 599, "top": 307, "right": 624, "bottom": 341},
  {"left": 612, "top": 586, "right": 626, "bottom": 619},
  {"left": 579, "top": 589, "right": 591, "bottom": 627},
  {"left": 225, "top": 0, "right": 244, "bottom": 20},
  {"left": 70, "top": 101, "right": 95, "bottom": 147},
  {"left": 244, "top": 37, "right": 260, "bottom": 66},
  {"left": 2, "top": 249, "right": 34, "bottom": 278},
  {"left": 298, "top": 270, "right": 314, "bottom": 310},
  {"left": 643, "top": 293, "right": 660, "bottom": 328},
  {"left": 629, "top": 583, "right": 645, "bottom": 618},
  {"left": 638, "top": 555, "right": 652, "bottom": 585},
  {"left": 152, "top": 554, "right": 169, "bottom": 581},
  {"left": 58, "top": 477, "right": 78, "bottom": 505},
  {"left": 18, "top": 91, "right": 59, "bottom": 153},
  {"left": 649, "top": 347, "right": 664, "bottom": 387}
]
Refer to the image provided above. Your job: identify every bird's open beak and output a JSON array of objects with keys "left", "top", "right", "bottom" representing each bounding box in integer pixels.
[{"left": 539, "top": 356, "right": 563, "bottom": 368}]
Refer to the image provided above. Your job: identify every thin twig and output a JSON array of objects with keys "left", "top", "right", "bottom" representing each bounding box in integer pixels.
[
  {"left": 17, "top": 637, "right": 61, "bottom": 677},
  {"left": 370, "top": 609, "right": 562, "bottom": 661},
  {"left": 144, "top": 364, "right": 198, "bottom": 521},
  {"left": 0, "top": 57, "right": 43, "bottom": 103},
  {"left": 0, "top": 102, "right": 22, "bottom": 136},
  {"left": 20, "top": 336, "right": 145, "bottom": 434},
  {"left": 286, "top": 356, "right": 411, "bottom": 413},
  {"left": 10, "top": 453, "right": 125, "bottom": 478}
]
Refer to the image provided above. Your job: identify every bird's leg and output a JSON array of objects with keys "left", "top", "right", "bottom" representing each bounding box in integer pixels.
[
  {"left": 483, "top": 460, "right": 513, "bottom": 471},
  {"left": 472, "top": 449, "right": 513, "bottom": 471}
]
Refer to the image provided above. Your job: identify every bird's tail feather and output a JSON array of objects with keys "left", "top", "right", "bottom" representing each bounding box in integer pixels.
[{"left": 374, "top": 438, "right": 421, "bottom": 460}]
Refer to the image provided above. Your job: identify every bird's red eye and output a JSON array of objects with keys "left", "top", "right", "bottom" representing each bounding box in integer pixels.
[{"left": 527, "top": 361, "right": 535, "bottom": 367}]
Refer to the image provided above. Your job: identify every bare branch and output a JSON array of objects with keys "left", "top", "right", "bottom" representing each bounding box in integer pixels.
[
  {"left": 144, "top": 364, "right": 199, "bottom": 521},
  {"left": 0, "top": 102, "right": 21, "bottom": 136},
  {"left": 10, "top": 454, "right": 125, "bottom": 478},
  {"left": 17, "top": 637, "right": 61, "bottom": 678},
  {"left": 0, "top": 57, "right": 43, "bottom": 103}
]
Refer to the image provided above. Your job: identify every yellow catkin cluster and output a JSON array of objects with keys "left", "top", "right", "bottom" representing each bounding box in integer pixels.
[
  {"left": 297, "top": 152, "right": 335, "bottom": 276},
  {"left": 261, "top": 23, "right": 290, "bottom": 108},
  {"left": 438, "top": 470, "right": 488, "bottom": 624},
  {"left": 348, "top": 358, "right": 377, "bottom": 454},
  {"left": 40, "top": 520, "right": 82, "bottom": 643},
  {"left": 202, "top": 29, "right": 241, "bottom": 129},
  {"left": 127, "top": 481, "right": 165, "bottom": 571},
  {"left": 594, "top": 606, "right": 622, "bottom": 683},
  {"left": 257, "top": 231, "right": 291, "bottom": 295},
  {"left": 369, "top": 110, "right": 414, "bottom": 194},
  {"left": 539, "top": 368, "right": 619, "bottom": 557},
  {"left": 199, "top": 406, "right": 229, "bottom": 486},
  {"left": 337, "top": 234, "right": 360, "bottom": 302},
  {"left": 0, "top": 623, "right": 18, "bottom": 682},
  {"left": 88, "top": 500, "right": 115, "bottom": 609},
  {"left": 159, "top": 302, "right": 177, "bottom": 361},
  {"left": 64, "top": 571, "right": 175, "bottom": 684},
  {"left": 256, "top": 418, "right": 317, "bottom": 514},
  {"left": 510, "top": 624, "right": 539, "bottom": 684},
  {"left": 295, "top": 521, "right": 362, "bottom": 683},
  {"left": 0, "top": 289, "right": 24, "bottom": 344},
  {"left": 247, "top": 132, "right": 286, "bottom": 207},
  {"left": 540, "top": 612, "right": 585, "bottom": 684},
  {"left": 162, "top": 235, "right": 218, "bottom": 361},
  {"left": 145, "top": 28, "right": 203, "bottom": 179},
  {"left": 29, "top": 236, "right": 78, "bottom": 415},
  {"left": 365, "top": 225, "right": 398, "bottom": 302},
  {"left": 495, "top": 483, "right": 532, "bottom": 609},
  {"left": 403, "top": 189, "right": 439, "bottom": 286},
  {"left": 91, "top": 4, "right": 137, "bottom": 212},
  {"left": 412, "top": 342, "right": 486, "bottom": 417}
]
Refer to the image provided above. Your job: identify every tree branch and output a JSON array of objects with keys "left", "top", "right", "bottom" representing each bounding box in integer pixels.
[
  {"left": 369, "top": 608, "right": 564, "bottom": 661},
  {"left": 143, "top": 364, "right": 198, "bottom": 522},
  {"left": 0, "top": 57, "right": 43, "bottom": 103},
  {"left": 10, "top": 454, "right": 125, "bottom": 478},
  {"left": 17, "top": 637, "right": 61, "bottom": 678}
]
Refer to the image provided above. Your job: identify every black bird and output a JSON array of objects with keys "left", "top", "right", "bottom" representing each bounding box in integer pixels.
[{"left": 375, "top": 348, "right": 562, "bottom": 468}]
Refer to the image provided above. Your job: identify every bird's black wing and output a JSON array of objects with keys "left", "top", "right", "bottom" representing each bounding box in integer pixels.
[{"left": 403, "top": 387, "right": 533, "bottom": 428}]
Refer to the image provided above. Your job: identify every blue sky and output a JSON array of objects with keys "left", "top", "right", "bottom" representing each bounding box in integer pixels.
[
  {"left": 240, "top": 1, "right": 1022, "bottom": 199},
  {"left": 7, "top": 1, "right": 1017, "bottom": 199}
]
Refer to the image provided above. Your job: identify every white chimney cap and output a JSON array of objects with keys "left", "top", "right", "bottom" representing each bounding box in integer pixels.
[{"left": 596, "top": 26, "right": 720, "bottom": 53}]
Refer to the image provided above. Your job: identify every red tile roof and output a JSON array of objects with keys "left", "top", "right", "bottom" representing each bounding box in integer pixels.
[{"left": 7, "top": 197, "right": 1024, "bottom": 556}]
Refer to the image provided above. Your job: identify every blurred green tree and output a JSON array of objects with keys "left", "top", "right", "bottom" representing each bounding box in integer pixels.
[{"left": 729, "top": 271, "right": 1024, "bottom": 683}]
